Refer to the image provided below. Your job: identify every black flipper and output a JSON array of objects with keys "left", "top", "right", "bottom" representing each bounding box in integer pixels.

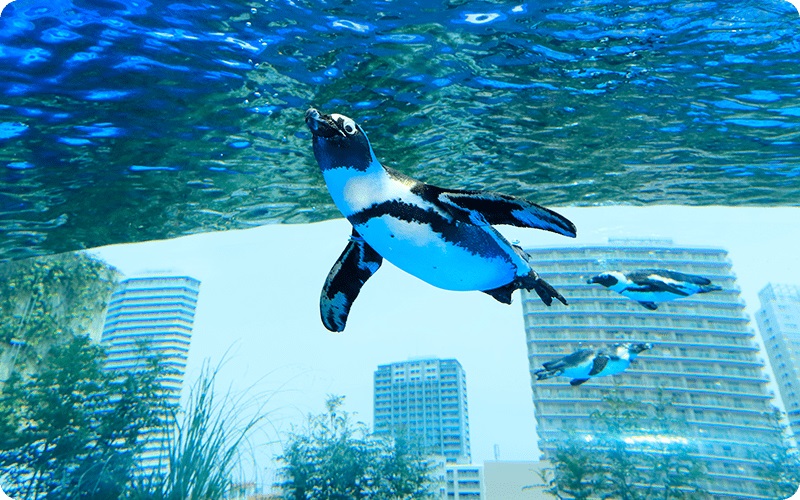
[
  {"left": 632, "top": 268, "right": 712, "bottom": 286},
  {"left": 570, "top": 378, "right": 590, "bottom": 386},
  {"left": 434, "top": 189, "right": 577, "bottom": 238},
  {"left": 320, "top": 229, "right": 383, "bottom": 332},
  {"left": 637, "top": 301, "right": 658, "bottom": 310},
  {"left": 589, "top": 355, "right": 609, "bottom": 376},
  {"left": 626, "top": 270, "right": 698, "bottom": 296},
  {"left": 542, "top": 349, "right": 594, "bottom": 371}
]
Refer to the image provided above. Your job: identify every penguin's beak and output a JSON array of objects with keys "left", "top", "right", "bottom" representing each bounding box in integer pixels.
[
  {"left": 587, "top": 277, "right": 597, "bottom": 284},
  {"left": 305, "top": 108, "right": 345, "bottom": 138}
]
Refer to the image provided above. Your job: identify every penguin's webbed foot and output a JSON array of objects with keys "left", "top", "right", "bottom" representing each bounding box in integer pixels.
[
  {"left": 525, "top": 272, "right": 568, "bottom": 307},
  {"left": 482, "top": 271, "right": 568, "bottom": 307}
]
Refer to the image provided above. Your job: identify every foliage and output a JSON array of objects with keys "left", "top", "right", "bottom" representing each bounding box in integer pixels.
[
  {"left": 0, "top": 252, "right": 119, "bottom": 373},
  {"left": 0, "top": 252, "right": 267, "bottom": 499},
  {"left": 542, "top": 435, "right": 600, "bottom": 500},
  {"left": 543, "top": 392, "right": 708, "bottom": 500},
  {"left": 0, "top": 334, "right": 167, "bottom": 500},
  {"left": 750, "top": 408, "right": 800, "bottom": 499},
  {"left": 125, "top": 361, "right": 270, "bottom": 500},
  {"left": 276, "top": 395, "right": 435, "bottom": 500}
]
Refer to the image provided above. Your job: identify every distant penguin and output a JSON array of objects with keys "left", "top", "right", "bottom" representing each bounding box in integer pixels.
[
  {"left": 587, "top": 268, "right": 722, "bottom": 310},
  {"left": 305, "top": 108, "right": 577, "bottom": 332},
  {"left": 534, "top": 343, "right": 652, "bottom": 386}
]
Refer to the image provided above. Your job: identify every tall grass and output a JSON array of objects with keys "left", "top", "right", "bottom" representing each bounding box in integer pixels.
[{"left": 126, "top": 360, "right": 273, "bottom": 500}]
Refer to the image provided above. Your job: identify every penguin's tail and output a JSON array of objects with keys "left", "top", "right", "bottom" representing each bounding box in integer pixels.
[
  {"left": 533, "top": 368, "right": 559, "bottom": 381},
  {"left": 699, "top": 284, "right": 722, "bottom": 294},
  {"left": 520, "top": 270, "right": 568, "bottom": 306}
]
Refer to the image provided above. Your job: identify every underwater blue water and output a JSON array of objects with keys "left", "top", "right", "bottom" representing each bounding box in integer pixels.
[{"left": 1, "top": 0, "right": 799, "bottom": 259}]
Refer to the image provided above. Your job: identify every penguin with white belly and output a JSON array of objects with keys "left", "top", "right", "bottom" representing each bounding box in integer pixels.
[
  {"left": 587, "top": 269, "right": 722, "bottom": 310},
  {"left": 305, "top": 108, "right": 577, "bottom": 332},
  {"left": 534, "top": 343, "right": 652, "bottom": 386}
]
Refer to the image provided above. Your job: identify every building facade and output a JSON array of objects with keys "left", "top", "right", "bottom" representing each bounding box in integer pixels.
[
  {"left": 100, "top": 274, "right": 201, "bottom": 474},
  {"left": 446, "top": 463, "right": 484, "bottom": 499},
  {"left": 427, "top": 458, "right": 484, "bottom": 500},
  {"left": 373, "top": 357, "right": 471, "bottom": 463},
  {"left": 521, "top": 239, "right": 781, "bottom": 499},
  {"left": 482, "top": 461, "right": 551, "bottom": 500},
  {"left": 755, "top": 283, "right": 800, "bottom": 440}
]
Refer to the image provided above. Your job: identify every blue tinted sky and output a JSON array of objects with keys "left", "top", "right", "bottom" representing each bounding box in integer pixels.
[{"left": 90, "top": 206, "right": 800, "bottom": 483}]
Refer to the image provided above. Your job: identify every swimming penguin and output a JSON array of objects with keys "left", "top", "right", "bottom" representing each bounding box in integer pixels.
[
  {"left": 534, "top": 343, "right": 652, "bottom": 386},
  {"left": 305, "top": 108, "right": 577, "bottom": 332},
  {"left": 587, "top": 269, "right": 722, "bottom": 310}
]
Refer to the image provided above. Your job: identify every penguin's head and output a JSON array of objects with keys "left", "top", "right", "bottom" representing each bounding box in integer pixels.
[
  {"left": 628, "top": 343, "right": 652, "bottom": 355},
  {"left": 305, "top": 108, "right": 374, "bottom": 171},
  {"left": 587, "top": 272, "right": 622, "bottom": 288}
]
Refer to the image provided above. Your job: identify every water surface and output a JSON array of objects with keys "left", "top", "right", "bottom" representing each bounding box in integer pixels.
[{"left": 1, "top": 0, "right": 799, "bottom": 259}]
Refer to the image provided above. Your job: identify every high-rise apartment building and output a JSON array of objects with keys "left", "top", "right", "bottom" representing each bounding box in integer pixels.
[
  {"left": 100, "top": 274, "right": 201, "bottom": 474},
  {"left": 521, "top": 239, "right": 781, "bottom": 499},
  {"left": 755, "top": 283, "right": 800, "bottom": 440},
  {"left": 373, "top": 357, "right": 471, "bottom": 463}
]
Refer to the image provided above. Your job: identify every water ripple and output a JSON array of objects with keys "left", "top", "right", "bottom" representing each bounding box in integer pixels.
[{"left": 0, "top": 0, "right": 799, "bottom": 259}]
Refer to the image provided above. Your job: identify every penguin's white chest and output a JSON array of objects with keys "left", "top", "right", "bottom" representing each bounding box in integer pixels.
[
  {"left": 601, "top": 358, "right": 631, "bottom": 376},
  {"left": 562, "top": 362, "right": 594, "bottom": 379},
  {"left": 322, "top": 167, "right": 520, "bottom": 291},
  {"left": 622, "top": 289, "right": 682, "bottom": 303},
  {"left": 323, "top": 166, "right": 422, "bottom": 216}
]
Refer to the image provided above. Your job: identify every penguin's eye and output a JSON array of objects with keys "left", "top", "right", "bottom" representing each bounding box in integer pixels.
[
  {"left": 342, "top": 119, "right": 356, "bottom": 135},
  {"left": 331, "top": 114, "right": 357, "bottom": 135},
  {"left": 329, "top": 113, "right": 358, "bottom": 137}
]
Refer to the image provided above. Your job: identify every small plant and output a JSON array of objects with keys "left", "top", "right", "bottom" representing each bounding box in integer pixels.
[
  {"left": 126, "top": 360, "right": 271, "bottom": 500},
  {"left": 276, "top": 395, "right": 435, "bottom": 500}
]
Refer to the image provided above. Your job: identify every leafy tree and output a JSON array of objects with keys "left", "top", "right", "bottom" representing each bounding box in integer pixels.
[
  {"left": 750, "top": 408, "right": 800, "bottom": 499},
  {"left": 0, "top": 334, "right": 167, "bottom": 500},
  {"left": 276, "top": 395, "right": 435, "bottom": 499},
  {"left": 543, "top": 391, "right": 708, "bottom": 500},
  {"left": 0, "top": 252, "right": 119, "bottom": 375},
  {"left": 543, "top": 432, "right": 602, "bottom": 500},
  {"left": 637, "top": 396, "right": 707, "bottom": 500}
]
